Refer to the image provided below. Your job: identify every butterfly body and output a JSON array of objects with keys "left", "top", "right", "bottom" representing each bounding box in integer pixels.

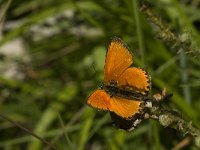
[
  {"left": 86, "top": 36, "right": 151, "bottom": 130},
  {"left": 103, "top": 82, "right": 147, "bottom": 101},
  {"left": 103, "top": 80, "right": 119, "bottom": 97}
]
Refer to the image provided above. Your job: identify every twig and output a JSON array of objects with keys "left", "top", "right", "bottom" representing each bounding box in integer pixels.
[
  {"left": 0, "top": 113, "right": 58, "bottom": 150},
  {"left": 144, "top": 91, "right": 200, "bottom": 148},
  {"left": 140, "top": 3, "right": 200, "bottom": 57},
  {"left": 44, "top": 106, "right": 85, "bottom": 150},
  {"left": 171, "top": 136, "right": 192, "bottom": 150}
]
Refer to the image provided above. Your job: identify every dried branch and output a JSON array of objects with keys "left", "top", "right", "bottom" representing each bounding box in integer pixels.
[{"left": 145, "top": 90, "right": 200, "bottom": 148}]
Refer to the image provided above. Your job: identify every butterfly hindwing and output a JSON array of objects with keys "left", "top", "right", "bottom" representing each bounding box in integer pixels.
[
  {"left": 110, "top": 112, "right": 143, "bottom": 130},
  {"left": 118, "top": 67, "right": 150, "bottom": 95}
]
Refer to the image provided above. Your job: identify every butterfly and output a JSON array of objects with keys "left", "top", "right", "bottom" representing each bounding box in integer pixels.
[{"left": 86, "top": 36, "right": 151, "bottom": 130}]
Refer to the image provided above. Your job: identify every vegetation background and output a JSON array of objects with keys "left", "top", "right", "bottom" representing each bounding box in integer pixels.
[{"left": 0, "top": 0, "right": 200, "bottom": 150}]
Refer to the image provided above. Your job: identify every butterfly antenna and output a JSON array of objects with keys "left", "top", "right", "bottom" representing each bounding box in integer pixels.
[{"left": 0, "top": 113, "right": 58, "bottom": 150}]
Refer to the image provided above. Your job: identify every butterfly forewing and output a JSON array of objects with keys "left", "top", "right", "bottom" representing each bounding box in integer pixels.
[
  {"left": 104, "top": 37, "right": 133, "bottom": 83},
  {"left": 87, "top": 90, "right": 143, "bottom": 119},
  {"left": 110, "top": 96, "right": 143, "bottom": 119},
  {"left": 87, "top": 90, "right": 111, "bottom": 110}
]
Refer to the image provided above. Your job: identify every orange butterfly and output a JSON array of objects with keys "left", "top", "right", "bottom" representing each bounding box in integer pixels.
[{"left": 86, "top": 36, "right": 150, "bottom": 125}]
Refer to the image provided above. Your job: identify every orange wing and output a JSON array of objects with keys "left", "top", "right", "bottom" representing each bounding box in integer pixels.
[
  {"left": 110, "top": 96, "right": 143, "bottom": 119},
  {"left": 86, "top": 90, "right": 143, "bottom": 119},
  {"left": 118, "top": 67, "right": 150, "bottom": 95},
  {"left": 104, "top": 37, "right": 133, "bottom": 83},
  {"left": 86, "top": 90, "right": 111, "bottom": 110}
]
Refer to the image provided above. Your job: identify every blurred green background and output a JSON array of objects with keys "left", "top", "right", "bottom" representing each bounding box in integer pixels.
[{"left": 0, "top": 0, "right": 200, "bottom": 150}]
